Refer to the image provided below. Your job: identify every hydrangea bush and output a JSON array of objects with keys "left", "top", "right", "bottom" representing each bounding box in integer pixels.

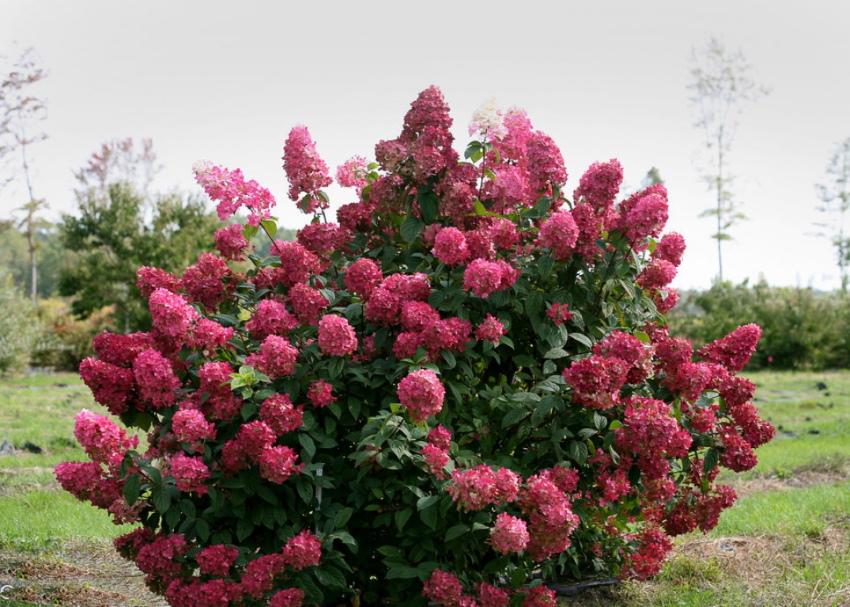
[{"left": 57, "top": 86, "right": 774, "bottom": 607}]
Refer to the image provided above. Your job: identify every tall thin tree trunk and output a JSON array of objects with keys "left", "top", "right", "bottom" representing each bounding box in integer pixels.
[
  {"left": 19, "top": 124, "right": 38, "bottom": 304},
  {"left": 716, "top": 129, "right": 724, "bottom": 282}
]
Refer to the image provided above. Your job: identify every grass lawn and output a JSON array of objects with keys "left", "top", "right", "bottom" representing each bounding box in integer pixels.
[{"left": 0, "top": 370, "right": 848, "bottom": 606}]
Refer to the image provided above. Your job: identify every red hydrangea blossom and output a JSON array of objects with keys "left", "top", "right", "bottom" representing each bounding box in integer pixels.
[
  {"left": 270, "top": 588, "right": 305, "bottom": 607},
  {"left": 246, "top": 299, "right": 298, "bottom": 339},
  {"left": 475, "top": 314, "right": 506, "bottom": 344},
  {"left": 397, "top": 369, "right": 445, "bottom": 422},
  {"left": 489, "top": 513, "right": 530, "bottom": 554},
  {"left": 133, "top": 348, "right": 180, "bottom": 408},
  {"left": 283, "top": 125, "right": 333, "bottom": 212},
  {"left": 537, "top": 210, "right": 579, "bottom": 260},
  {"left": 258, "top": 445, "right": 302, "bottom": 484},
  {"left": 79, "top": 358, "right": 135, "bottom": 415},
  {"left": 181, "top": 253, "right": 232, "bottom": 310},
  {"left": 698, "top": 324, "right": 762, "bottom": 372},
  {"left": 168, "top": 452, "right": 210, "bottom": 494},
  {"left": 306, "top": 380, "right": 336, "bottom": 408},
  {"left": 246, "top": 335, "right": 298, "bottom": 379},
  {"left": 562, "top": 355, "right": 629, "bottom": 409},
  {"left": 432, "top": 227, "right": 469, "bottom": 266},
  {"left": 336, "top": 155, "right": 368, "bottom": 191},
  {"left": 193, "top": 161, "right": 276, "bottom": 225},
  {"left": 653, "top": 232, "right": 686, "bottom": 266},
  {"left": 297, "top": 222, "right": 351, "bottom": 257},
  {"left": 546, "top": 303, "right": 572, "bottom": 325},
  {"left": 463, "top": 259, "right": 511, "bottom": 298},
  {"left": 344, "top": 258, "right": 383, "bottom": 298},
  {"left": 636, "top": 258, "right": 677, "bottom": 290},
  {"left": 282, "top": 531, "right": 322, "bottom": 570},
  {"left": 422, "top": 443, "right": 450, "bottom": 479},
  {"left": 447, "top": 465, "right": 521, "bottom": 511},
  {"left": 317, "top": 314, "right": 359, "bottom": 356},
  {"left": 171, "top": 408, "right": 216, "bottom": 445},
  {"left": 214, "top": 223, "right": 250, "bottom": 260},
  {"left": 260, "top": 394, "right": 304, "bottom": 435},
  {"left": 137, "top": 266, "right": 181, "bottom": 299},
  {"left": 573, "top": 159, "right": 623, "bottom": 210}
]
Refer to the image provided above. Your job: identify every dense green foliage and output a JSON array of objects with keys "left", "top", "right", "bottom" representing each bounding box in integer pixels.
[
  {"left": 59, "top": 183, "right": 220, "bottom": 331},
  {"left": 670, "top": 281, "right": 850, "bottom": 370},
  {"left": 0, "top": 274, "right": 41, "bottom": 374}
]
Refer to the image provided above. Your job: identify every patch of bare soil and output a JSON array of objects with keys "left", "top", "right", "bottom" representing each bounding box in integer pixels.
[
  {"left": 0, "top": 540, "right": 167, "bottom": 607},
  {"left": 730, "top": 468, "right": 849, "bottom": 498}
]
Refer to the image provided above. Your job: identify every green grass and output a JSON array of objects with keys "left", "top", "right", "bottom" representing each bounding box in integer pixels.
[
  {"left": 712, "top": 482, "right": 850, "bottom": 537},
  {"left": 0, "top": 490, "right": 133, "bottom": 550},
  {"left": 743, "top": 370, "right": 850, "bottom": 477}
]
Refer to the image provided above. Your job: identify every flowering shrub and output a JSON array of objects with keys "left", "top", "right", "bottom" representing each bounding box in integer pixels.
[{"left": 57, "top": 86, "right": 773, "bottom": 606}]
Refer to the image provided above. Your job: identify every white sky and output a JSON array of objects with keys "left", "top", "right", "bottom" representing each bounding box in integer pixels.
[{"left": 2, "top": 0, "right": 849, "bottom": 290}]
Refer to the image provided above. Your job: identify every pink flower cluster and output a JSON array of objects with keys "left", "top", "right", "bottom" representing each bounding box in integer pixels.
[
  {"left": 336, "top": 155, "right": 369, "bottom": 191},
  {"left": 246, "top": 299, "right": 298, "bottom": 339},
  {"left": 245, "top": 335, "right": 298, "bottom": 379},
  {"left": 573, "top": 158, "right": 623, "bottom": 209},
  {"left": 520, "top": 473, "right": 580, "bottom": 561},
  {"left": 538, "top": 210, "right": 579, "bottom": 260},
  {"left": 447, "top": 465, "right": 520, "bottom": 511},
  {"left": 214, "top": 223, "right": 250, "bottom": 260},
  {"left": 397, "top": 369, "right": 446, "bottom": 422},
  {"left": 463, "top": 259, "right": 517, "bottom": 298},
  {"left": 194, "top": 161, "right": 276, "bottom": 225},
  {"left": 283, "top": 125, "right": 333, "bottom": 212},
  {"left": 489, "top": 513, "right": 529, "bottom": 554},
  {"left": 562, "top": 355, "right": 629, "bottom": 409},
  {"left": 317, "top": 314, "right": 358, "bottom": 356}
]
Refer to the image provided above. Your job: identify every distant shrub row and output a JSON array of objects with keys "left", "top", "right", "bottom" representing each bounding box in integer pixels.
[
  {"left": 0, "top": 275, "right": 109, "bottom": 374},
  {"left": 670, "top": 281, "right": 850, "bottom": 370}
]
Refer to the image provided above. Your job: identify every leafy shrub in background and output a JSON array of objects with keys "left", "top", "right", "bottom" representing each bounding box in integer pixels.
[
  {"left": 56, "top": 87, "right": 773, "bottom": 606},
  {"left": 0, "top": 274, "right": 41, "bottom": 374},
  {"left": 670, "top": 281, "right": 850, "bottom": 370},
  {"left": 31, "top": 299, "right": 114, "bottom": 370}
]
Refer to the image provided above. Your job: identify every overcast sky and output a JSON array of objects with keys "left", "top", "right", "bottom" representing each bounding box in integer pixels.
[{"left": 2, "top": 0, "right": 849, "bottom": 289}]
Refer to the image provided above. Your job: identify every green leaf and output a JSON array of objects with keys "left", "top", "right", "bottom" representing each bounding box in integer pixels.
[
  {"left": 570, "top": 333, "right": 594, "bottom": 348},
  {"left": 334, "top": 507, "right": 354, "bottom": 529},
  {"left": 152, "top": 488, "right": 171, "bottom": 513},
  {"left": 418, "top": 191, "right": 439, "bottom": 223},
  {"left": 314, "top": 565, "right": 348, "bottom": 590},
  {"left": 400, "top": 215, "right": 424, "bottom": 243},
  {"left": 122, "top": 474, "right": 141, "bottom": 505},
  {"left": 194, "top": 518, "right": 210, "bottom": 541},
  {"left": 420, "top": 504, "right": 438, "bottom": 530},
  {"left": 704, "top": 447, "right": 720, "bottom": 474},
  {"left": 417, "top": 495, "right": 439, "bottom": 511},
  {"left": 236, "top": 518, "right": 254, "bottom": 541},
  {"left": 299, "top": 433, "right": 316, "bottom": 460},
  {"left": 260, "top": 218, "right": 277, "bottom": 238},
  {"left": 386, "top": 564, "right": 422, "bottom": 579},
  {"left": 502, "top": 407, "right": 530, "bottom": 428},
  {"left": 543, "top": 347, "right": 568, "bottom": 359},
  {"left": 395, "top": 508, "right": 412, "bottom": 531},
  {"left": 568, "top": 440, "right": 589, "bottom": 465},
  {"left": 243, "top": 224, "right": 259, "bottom": 240},
  {"left": 444, "top": 524, "right": 468, "bottom": 542}
]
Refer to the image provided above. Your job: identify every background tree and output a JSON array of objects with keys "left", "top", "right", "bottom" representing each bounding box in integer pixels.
[
  {"left": 0, "top": 47, "right": 49, "bottom": 302},
  {"left": 59, "top": 183, "right": 219, "bottom": 331},
  {"left": 688, "top": 37, "right": 768, "bottom": 282},
  {"left": 814, "top": 137, "right": 850, "bottom": 292},
  {"left": 642, "top": 166, "right": 664, "bottom": 187},
  {"left": 74, "top": 137, "right": 161, "bottom": 203}
]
